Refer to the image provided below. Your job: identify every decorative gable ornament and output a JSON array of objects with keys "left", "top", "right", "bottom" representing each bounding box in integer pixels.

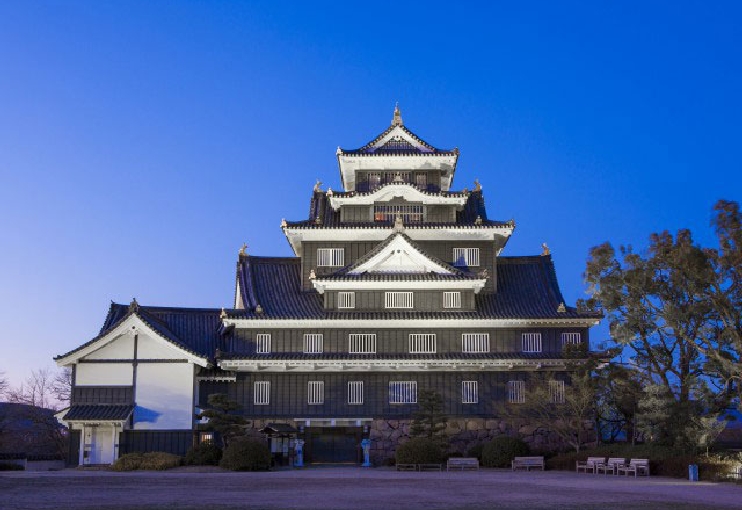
[{"left": 348, "top": 234, "right": 455, "bottom": 275}]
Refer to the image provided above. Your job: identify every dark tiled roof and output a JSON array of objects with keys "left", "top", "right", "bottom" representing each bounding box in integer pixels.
[
  {"left": 56, "top": 303, "right": 223, "bottom": 361},
  {"left": 219, "top": 352, "right": 565, "bottom": 361},
  {"left": 233, "top": 254, "right": 601, "bottom": 321},
  {"left": 286, "top": 188, "right": 512, "bottom": 229},
  {"left": 63, "top": 405, "right": 134, "bottom": 421},
  {"left": 338, "top": 124, "right": 458, "bottom": 156}
]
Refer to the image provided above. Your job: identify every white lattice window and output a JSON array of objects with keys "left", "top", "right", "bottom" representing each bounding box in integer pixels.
[
  {"left": 374, "top": 204, "right": 424, "bottom": 223},
  {"left": 561, "top": 332, "right": 581, "bottom": 345},
  {"left": 253, "top": 381, "right": 270, "bottom": 405},
  {"left": 508, "top": 380, "right": 525, "bottom": 404},
  {"left": 549, "top": 380, "right": 565, "bottom": 404},
  {"left": 338, "top": 292, "right": 355, "bottom": 309},
  {"left": 385, "top": 291, "right": 413, "bottom": 309},
  {"left": 304, "top": 334, "right": 324, "bottom": 353},
  {"left": 462, "top": 381, "right": 478, "bottom": 404},
  {"left": 452, "top": 248, "right": 480, "bottom": 267},
  {"left": 256, "top": 334, "right": 271, "bottom": 354},
  {"left": 308, "top": 381, "right": 324, "bottom": 405},
  {"left": 348, "top": 381, "right": 363, "bottom": 405},
  {"left": 349, "top": 334, "right": 376, "bottom": 354},
  {"left": 389, "top": 381, "right": 417, "bottom": 404},
  {"left": 409, "top": 334, "right": 436, "bottom": 353},
  {"left": 522, "top": 333, "right": 542, "bottom": 353},
  {"left": 462, "top": 333, "right": 490, "bottom": 353},
  {"left": 443, "top": 291, "right": 462, "bottom": 309},
  {"left": 317, "top": 248, "right": 344, "bottom": 267}
]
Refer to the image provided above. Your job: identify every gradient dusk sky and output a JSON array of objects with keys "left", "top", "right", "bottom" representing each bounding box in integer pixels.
[{"left": 1, "top": 2, "right": 740, "bottom": 388}]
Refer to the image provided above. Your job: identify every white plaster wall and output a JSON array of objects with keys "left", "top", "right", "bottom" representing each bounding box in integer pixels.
[
  {"left": 133, "top": 363, "right": 194, "bottom": 430},
  {"left": 76, "top": 363, "right": 133, "bottom": 386},
  {"left": 86, "top": 335, "right": 135, "bottom": 359},
  {"left": 137, "top": 333, "right": 187, "bottom": 359}
]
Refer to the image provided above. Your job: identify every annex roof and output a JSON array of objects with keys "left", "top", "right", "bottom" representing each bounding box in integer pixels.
[{"left": 63, "top": 404, "right": 135, "bottom": 422}]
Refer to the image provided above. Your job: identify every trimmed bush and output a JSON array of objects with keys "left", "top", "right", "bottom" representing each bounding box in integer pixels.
[
  {"left": 220, "top": 438, "right": 271, "bottom": 471},
  {"left": 395, "top": 437, "right": 444, "bottom": 465},
  {"left": 185, "top": 443, "right": 223, "bottom": 466},
  {"left": 467, "top": 443, "right": 485, "bottom": 462},
  {"left": 111, "top": 452, "right": 182, "bottom": 471},
  {"left": 481, "top": 437, "right": 530, "bottom": 468}
]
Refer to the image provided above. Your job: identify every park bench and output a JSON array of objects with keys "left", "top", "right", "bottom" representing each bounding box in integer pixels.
[
  {"left": 597, "top": 457, "right": 626, "bottom": 475},
  {"left": 617, "top": 458, "right": 650, "bottom": 477},
  {"left": 396, "top": 463, "right": 417, "bottom": 471},
  {"left": 512, "top": 456, "right": 545, "bottom": 471},
  {"left": 576, "top": 457, "right": 606, "bottom": 474},
  {"left": 418, "top": 463, "right": 443, "bottom": 471},
  {"left": 447, "top": 457, "right": 479, "bottom": 471}
]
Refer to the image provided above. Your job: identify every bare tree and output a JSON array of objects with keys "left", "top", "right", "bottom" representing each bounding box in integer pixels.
[
  {"left": 0, "top": 371, "right": 8, "bottom": 399},
  {"left": 7, "top": 368, "right": 64, "bottom": 411},
  {"left": 52, "top": 367, "right": 72, "bottom": 407}
]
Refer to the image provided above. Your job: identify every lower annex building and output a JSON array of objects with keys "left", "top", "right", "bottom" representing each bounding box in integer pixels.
[{"left": 55, "top": 107, "right": 601, "bottom": 466}]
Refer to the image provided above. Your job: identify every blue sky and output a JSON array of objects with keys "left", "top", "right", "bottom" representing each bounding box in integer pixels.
[{"left": 1, "top": 2, "right": 740, "bottom": 387}]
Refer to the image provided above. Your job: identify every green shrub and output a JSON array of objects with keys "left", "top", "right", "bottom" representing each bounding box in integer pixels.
[
  {"left": 395, "top": 437, "right": 444, "bottom": 465},
  {"left": 220, "top": 438, "right": 271, "bottom": 471},
  {"left": 467, "top": 443, "right": 485, "bottom": 461},
  {"left": 112, "top": 452, "right": 182, "bottom": 471},
  {"left": 185, "top": 443, "right": 222, "bottom": 466},
  {"left": 481, "top": 437, "right": 530, "bottom": 468}
]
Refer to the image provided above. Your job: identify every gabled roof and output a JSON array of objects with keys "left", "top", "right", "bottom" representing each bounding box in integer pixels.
[
  {"left": 55, "top": 302, "right": 223, "bottom": 364},
  {"left": 63, "top": 404, "right": 134, "bottom": 422},
  {"left": 338, "top": 124, "right": 458, "bottom": 156}
]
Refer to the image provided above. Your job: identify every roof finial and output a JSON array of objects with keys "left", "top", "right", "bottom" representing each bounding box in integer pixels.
[
  {"left": 394, "top": 214, "right": 405, "bottom": 232},
  {"left": 239, "top": 243, "right": 248, "bottom": 256},
  {"left": 128, "top": 298, "right": 139, "bottom": 313},
  {"left": 391, "top": 102, "right": 403, "bottom": 126},
  {"left": 314, "top": 179, "right": 322, "bottom": 192},
  {"left": 541, "top": 243, "right": 550, "bottom": 256},
  {"left": 474, "top": 178, "right": 482, "bottom": 192},
  {"left": 220, "top": 307, "right": 227, "bottom": 319},
  {"left": 557, "top": 302, "right": 566, "bottom": 313}
]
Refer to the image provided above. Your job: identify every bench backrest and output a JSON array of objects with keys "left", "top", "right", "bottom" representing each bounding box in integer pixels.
[
  {"left": 628, "top": 458, "right": 648, "bottom": 466},
  {"left": 585, "top": 457, "right": 606, "bottom": 465},
  {"left": 606, "top": 457, "right": 626, "bottom": 466},
  {"left": 448, "top": 458, "right": 478, "bottom": 465},
  {"left": 514, "top": 457, "right": 544, "bottom": 464}
]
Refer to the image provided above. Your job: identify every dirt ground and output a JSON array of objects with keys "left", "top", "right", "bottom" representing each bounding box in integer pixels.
[{"left": 1, "top": 467, "right": 741, "bottom": 510}]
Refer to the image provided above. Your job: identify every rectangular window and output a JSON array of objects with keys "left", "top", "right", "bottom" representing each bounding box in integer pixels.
[
  {"left": 561, "top": 332, "right": 581, "bottom": 345},
  {"left": 508, "top": 380, "right": 525, "bottom": 404},
  {"left": 256, "top": 334, "right": 271, "bottom": 354},
  {"left": 338, "top": 292, "right": 355, "bottom": 309},
  {"left": 308, "top": 381, "right": 324, "bottom": 405},
  {"left": 385, "top": 291, "right": 413, "bottom": 309},
  {"left": 199, "top": 432, "right": 214, "bottom": 444},
  {"left": 349, "top": 334, "right": 376, "bottom": 354},
  {"left": 415, "top": 173, "right": 427, "bottom": 190},
  {"left": 348, "top": 381, "right": 364, "bottom": 405},
  {"left": 462, "top": 381, "right": 478, "bottom": 404},
  {"left": 368, "top": 172, "right": 382, "bottom": 190},
  {"left": 374, "top": 204, "right": 424, "bottom": 223},
  {"left": 304, "top": 334, "right": 324, "bottom": 353},
  {"left": 254, "top": 381, "right": 270, "bottom": 405},
  {"left": 317, "top": 248, "right": 344, "bottom": 267},
  {"left": 443, "top": 291, "right": 462, "bottom": 309},
  {"left": 522, "top": 333, "right": 542, "bottom": 353},
  {"left": 389, "top": 381, "right": 417, "bottom": 404},
  {"left": 452, "top": 247, "right": 480, "bottom": 267},
  {"left": 462, "top": 333, "right": 490, "bottom": 353},
  {"left": 549, "top": 380, "right": 565, "bottom": 404},
  {"left": 409, "top": 334, "right": 436, "bottom": 353}
]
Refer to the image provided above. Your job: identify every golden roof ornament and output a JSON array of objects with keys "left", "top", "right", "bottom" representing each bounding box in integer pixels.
[
  {"left": 541, "top": 243, "right": 550, "bottom": 256},
  {"left": 255, "top": 304, "right": 264, "bottom": 315},
  {"left": 220, "top": 308, "right": 227, "bottom": 319},
  {"left": 474, "top": 179, "right": 482, "bottom": 192},
  {"left": 128, "top": 298, "right": 139, "bottom": 313},
  {"left": 314, "top": 179, "right": 322, "bottom": 192},
  {"left": 239, "top": 243, "right": 248, "bottom": 256},
  {"left": 475, "top": 215, "right": 483, "bottom": 226},
  {"left": 557, "top": 302, "right": 566, "bottom": 313},
  {"left": 326, "top": 187, "right": 333, "bottom": 197},
  {"left": 309, "top": 269, "right": 316, "bottom": 280},
  {"left": 280, "top": 218, "right": 287, "bottom": 228},
  {"left": 391, "top": 102, "right": 403, "bottom": 126}
]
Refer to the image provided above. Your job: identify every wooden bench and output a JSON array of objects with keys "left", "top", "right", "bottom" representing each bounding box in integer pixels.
[
  {"left": 447, "top": 457, "right": 479, "bottom": 471},
  {"left": 512, "top": 456, "right": 545, "bottom": 471},
  {"left": 576, "top": 457, "right": 606, "bottom": 474},
  {"left": 418, "top": 463, "right": 443, "bottom": 471},
  {"left": 597, "top": 457, "right": 626, "bottom": 475},
  {"left": 617, "top": 458, "right": 650, "bottom": 477},
  {"left": 396, "top": 463, "right": 417, "bottom": 471}
]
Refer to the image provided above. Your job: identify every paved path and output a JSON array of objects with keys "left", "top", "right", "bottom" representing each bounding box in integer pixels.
[{"left": 1, "top": 467, "right": 741, "bottom": 510}]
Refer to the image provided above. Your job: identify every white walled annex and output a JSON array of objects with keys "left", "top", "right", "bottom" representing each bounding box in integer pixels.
[
  {"left": 85, "top": 334, "right": 135, "bottom": 359},
  {"left": 76, "top": 362, "right": 133, "bottom": 386}
]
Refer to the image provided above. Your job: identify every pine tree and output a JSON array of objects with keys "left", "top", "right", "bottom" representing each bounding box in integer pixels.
[{"left": 409, "top": 390, "right": 448, "bottom": 444}]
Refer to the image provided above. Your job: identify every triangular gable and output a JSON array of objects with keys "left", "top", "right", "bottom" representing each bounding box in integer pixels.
[
  {"left": 347, "top": 233, "right": 456, "bottom": 275},
  {"left": 55, "top": 312, "right": 209, "bottom": 367}
]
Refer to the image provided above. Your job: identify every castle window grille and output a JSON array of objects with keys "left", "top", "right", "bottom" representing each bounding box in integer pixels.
[
  {"left": 561, "top": 332, "right": 581, "bottom": 345},
  {"left": 308, "top": 381, "right": 324, "bottom": 405},
  {"left": 462, "top": 381, "right": 478, "bottom": 404},
  {"left": 253, "top": 381, "right": 270, "bottom": 405},
  {"left": 374, "top": 204, "right": 423, "bottom": 223},
  {"left": 256, "top": 334, "right": 271, "bottom": 354},
  {"left": 508, "top": 381, "right": 525, "bottom": 404},
  {"left": 385, "top": 291, "right": 413, "bottom": 309},
  {"left": 443, "top": 291, "right": 462, "bottom": 309},
  {"left": 338, "top": 292, "right": 355, "bottom": 309},
  {"left": 522, "top": 333, "right": 542, "bottom": 353},
  {"left": 389, "top": 381, "right": 417, "bottom": 404},
  {"left": 317, "top": 248, "right": 344, "bottom": 267},
  {"left": 462, "top": 333, "right": 490, "bottom": 353},
  {"left": 549, "top": 380, "right": 565, "bottom": 404},
  {"left": 452, "top": 248, "right": 480, "bottom": 267},
  {"left": 303, "top": 334, "right": 324, "bottom": 353},
  {"left": 348, "top": 381, "right": 363, "bottom": 405},
  {"left": 409, "top": 334, "right": 436, "bottom": 353},
  {"left": 349, "top": 334, "right": 376, "bottom": 354},
  {"left": 415, "top": 173, "right": 427, "bottom": 190}
]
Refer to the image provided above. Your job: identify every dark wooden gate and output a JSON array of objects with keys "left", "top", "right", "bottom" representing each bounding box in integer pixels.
[{"left": 307, "top": 427, "right": 360, "bottom": 464}]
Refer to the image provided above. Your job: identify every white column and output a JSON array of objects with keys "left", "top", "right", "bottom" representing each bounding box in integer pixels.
[{"left": 78, "top": 425, "right": 86, "bottom": 466}]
